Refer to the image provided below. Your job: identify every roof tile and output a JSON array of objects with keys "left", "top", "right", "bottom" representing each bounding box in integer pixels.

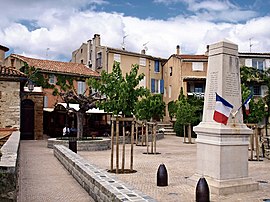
[
  {"left": 11, "top": 54, "right": 99, "bottom": 77},
  {"left": 0, "top": 66, "right": 26, "bottom": 78}
]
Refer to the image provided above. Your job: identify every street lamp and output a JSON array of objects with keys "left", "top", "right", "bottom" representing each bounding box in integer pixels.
[{"left": 27, "top": 80, "right": 34, "bottom": 92}]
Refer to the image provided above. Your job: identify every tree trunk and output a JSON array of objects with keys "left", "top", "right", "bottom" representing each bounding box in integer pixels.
[{"left": 77, "top": 112, "right": 84, "bottom": 139}]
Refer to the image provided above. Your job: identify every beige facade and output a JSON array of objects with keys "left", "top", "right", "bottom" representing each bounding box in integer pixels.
[
  {"left": 71, "top": 34, "right": 165, "bottom": 93},
  {"left": 238, "top": 52, "right": 270, "bottom": 97},
  {"left": 163, "top": 52, "right": 208, "bottom": 121}
]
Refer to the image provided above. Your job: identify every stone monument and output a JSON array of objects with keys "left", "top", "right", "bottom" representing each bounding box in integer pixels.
[{"left": 190, "top": 40, "right": 258, "bottom": 195}]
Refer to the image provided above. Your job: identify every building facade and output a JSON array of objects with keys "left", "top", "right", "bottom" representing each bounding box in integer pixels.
[
  {"left": 5, "top": 54, "right": 100, "bottom": 109},
  {"left": 162, "top": 46, "right": 208, "bottom": 121},
  {"left": 239, "top": 52, "right": 270, "bottom": 97},
  {"left": 71, "top": 34, "right": 166, "bottom": 94}
]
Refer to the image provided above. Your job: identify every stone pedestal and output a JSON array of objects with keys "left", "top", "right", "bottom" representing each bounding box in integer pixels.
[{"left": 191, "top": 40, "right": 258, "bottom": 195}]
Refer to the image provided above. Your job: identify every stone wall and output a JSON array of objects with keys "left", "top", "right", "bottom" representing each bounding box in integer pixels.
[
  {"left": 0, "top": 81, "right": 20, "bottom": 129},
  {"left": 54, "top": 145, "right": 156, "bottom": 202},
  {"left": 0, "top": 131, "right": 20, "bottom": 201}
]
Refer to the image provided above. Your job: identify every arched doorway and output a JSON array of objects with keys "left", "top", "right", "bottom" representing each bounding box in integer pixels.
[{"left": 21, "top": 99, "right": 35, "bottom": 140}]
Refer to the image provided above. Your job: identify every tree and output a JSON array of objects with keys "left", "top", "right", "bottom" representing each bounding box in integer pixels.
[
  {"left": 174, "top": 88, "right": 198, "bottom": 136},
  {"left": 20, "top": 63, "right": 97, "bottom": 138},
  {"left": 88, "top": 62, "right": 148, "bottom": 116},
  {"left": 88, "top": 62, "right": 148, "bottom": 173},
  {"left": 61, "top": 90, "right": 97, "bottom": 139},
  {"left": 240, "top": 66, "right": 267, "bottom": 124},
  {"left": 135, "top": 94, "right": 165, "bottom": 121},
  {"left": 168, "top": 101, "right": 177, "bottom": 120}
]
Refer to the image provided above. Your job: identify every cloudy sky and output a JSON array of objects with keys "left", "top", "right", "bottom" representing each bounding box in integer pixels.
[{"left": 1, "top": 0, "right": 270, "bottom": 61}]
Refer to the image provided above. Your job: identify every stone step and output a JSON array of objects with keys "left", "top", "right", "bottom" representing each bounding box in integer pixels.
[{"left": 164, "top": 131, "right": 176, "bottom": 136}]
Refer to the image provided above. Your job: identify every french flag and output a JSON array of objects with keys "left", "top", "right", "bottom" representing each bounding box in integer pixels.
[
  {"left": 244, "top": 94, "right": 252, "bottom": 115},
  {"left": 213, "top": 93, "right": 234, "bottom": 125}
]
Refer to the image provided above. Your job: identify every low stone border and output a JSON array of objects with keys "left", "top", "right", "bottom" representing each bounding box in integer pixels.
[
  {"left": 54, "top": 145, "right": 157, "bottom": 202},
  {"left": 47, "top": 138, "right": 111, "bottom": 151},
  {"left": 0, "top": 131, "right": 20, "bottom": 201},
  {"left": 48, "top": 133, "right": 164, "bottom": 151}
]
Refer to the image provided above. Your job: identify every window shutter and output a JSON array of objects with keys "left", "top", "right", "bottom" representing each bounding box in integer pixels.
[
  {"left": 154, "top": 61, "right": 159, "bottom": 72},
  {"left": 151, "top": 79, "right": 155, "bottom": 93},
  {"left": 265, "top": 59, "right": 270, "bottom": 70},
  {"left": 245, "top": 59, "right": 252, "bottom": 67},
  {"left": 160, "top": 79, "right": 164, "bottom": 94}
]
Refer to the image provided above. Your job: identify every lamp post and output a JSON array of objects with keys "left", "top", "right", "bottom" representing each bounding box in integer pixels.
[{"left": 27, "top": 80, "right": 34, "bottom": 92}]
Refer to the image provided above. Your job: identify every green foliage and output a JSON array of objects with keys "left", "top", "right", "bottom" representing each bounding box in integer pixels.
[
  {"left": 88, "top": 62, "right": 149, "bottom": 116},
  {"left": 240, "top": 66, "right": 265, "bottom": 84},
  {"left": 174, "top": 91, "right": 200, "bottom": 136},
  {"left": 240, "top": 66, "right": 267, "bottom": 124},
  {"left": 135, "top": 94, "right": 165, "bottom": 121},
  {"left": 20, "top": 63, "right": 76, "bottom": 95},
  {"left": 168, "top": 101, "right": 177, "bottom": 120}
]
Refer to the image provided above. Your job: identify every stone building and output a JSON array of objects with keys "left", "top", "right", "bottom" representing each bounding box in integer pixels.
[{"left": 0, "top": 66, "right": 26, "bottom": 129}]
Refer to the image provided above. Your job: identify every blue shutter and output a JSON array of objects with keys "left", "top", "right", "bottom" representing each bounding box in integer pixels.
[
  {"left": 160, "top": 79, "right": 164, "bottom": 94},
  {"left": 155, "top": 61, "right": 159, "bottom": 72},
  {"left": 151, "top": 79, "right": 155, "bottom": 93}
]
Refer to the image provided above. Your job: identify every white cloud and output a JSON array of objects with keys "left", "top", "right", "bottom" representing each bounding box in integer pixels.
[{"left": 0, "top": 1, "right": 269, "bottom": 62}]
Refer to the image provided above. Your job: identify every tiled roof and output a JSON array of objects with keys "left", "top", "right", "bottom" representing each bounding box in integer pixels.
[
  {"left": 0, "top": 45, "right": 9, "bottom": 52},
  {"left": 11, "top": 54, "right": 99, "bottom": 77},
  {"left": 0, "top": 65, "right": 26, "bottom": 78}
]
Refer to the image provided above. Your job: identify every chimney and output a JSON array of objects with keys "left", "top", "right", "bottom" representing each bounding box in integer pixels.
[
  {"left": 205, "top": 45, "right": 209, "bottom": 56},
  {"left": 176, "top": 45, "right": 180, "bottom": 55},
  {"left": 141, "top": 49, "right": 146, "bottom": 55},
  {"left": 93, "top": 34, "right": 101, "bottom": 46},
  {"left": 0, "top": 45, "right": 9, "bottom": 66}
]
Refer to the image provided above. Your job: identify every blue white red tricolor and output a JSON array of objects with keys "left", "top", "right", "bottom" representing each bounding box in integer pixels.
[
  {"left": 213, "top": 93, "right": 234, "bottom": 125},
  {"left": 243, "top": 94, "right": 252, "bottom": 115}
]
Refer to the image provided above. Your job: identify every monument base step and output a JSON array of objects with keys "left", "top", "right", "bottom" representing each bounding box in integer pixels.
[{"left": 188, "top": 174, "right": 259, "bottom": 195}]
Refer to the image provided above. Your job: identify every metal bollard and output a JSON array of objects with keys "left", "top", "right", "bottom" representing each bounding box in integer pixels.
[
  {"left": 195, "top": 177, "right": 210, "bottom": 202},
  {"left": 157, "top": 164, "right": 168, "bottom": 186},
  {"left": 69, "top": 138, "right": 77, "bottom": 153}
]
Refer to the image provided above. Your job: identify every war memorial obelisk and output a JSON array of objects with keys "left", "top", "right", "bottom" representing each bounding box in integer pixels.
[{"left": 191, "top": 40, "right": 258, "bottom": 194}]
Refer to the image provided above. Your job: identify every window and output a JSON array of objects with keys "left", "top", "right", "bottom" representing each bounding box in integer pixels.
[
  {"left": 169, "top": 67, "right": 173, "bottom": 76},
  {"left": 81, "top": 49, "right": 83, "bottom": 53},
  {"left": 114, "top": 54, "right": 121, "bottom": 62},
  {"left": 194, "top": 83, "right": 204, "bottom": 93},
  {"left": 49, "top": 75, "right": 56, "bottom": 84},
  {"left": 81, "top": 59, "right": 83, "bottom": 64},
  {"left": 139, "top": 76, "right": 146, "bottom": 88},
  {"left": 77, "top": 81, "right": 86, "bottom": 95},
  {"left": 44, "top": 96, "right": 48, "bottom": 108},
  {"left": 252, "top": 59, "right": 265, "bottom": 71},
  {"left": 96, "top": 52, "right": 102, "bottom": 68},
  {"left": 151, "top": 79, "right": 164, "bottom": 94},
  {"left": 140, "top": 58, "right": 146, "bottom": 66},
  {"left": 154, "top": 60, "right": 160, "bottom": 72},
  {"left": 252, "top": 85, "right": 261, "bottom": 96},
  {"left": 169, "top": 85, "right": 172, "bottom": 98},
  {"left": 192, "top": 62, "right": 203, "bottom": 71}
]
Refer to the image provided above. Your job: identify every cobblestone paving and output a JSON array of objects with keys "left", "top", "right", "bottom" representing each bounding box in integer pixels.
[
  {"left": 80, "top": 135, "right": 270, "bottom": 202},
  {"left": 18, "top": 140, "right": 94, "bottom": 202}
]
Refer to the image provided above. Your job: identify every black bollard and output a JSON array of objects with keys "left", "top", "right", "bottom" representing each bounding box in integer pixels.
[
  {"left": 157, "top": 164, "right": 168, "bottom": 186},
  {"left": 69, "top": 138, "right": 77, "bottom": 153},
  {"left": 195, "top": 177, "right": 210, "bottom": 202}
]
